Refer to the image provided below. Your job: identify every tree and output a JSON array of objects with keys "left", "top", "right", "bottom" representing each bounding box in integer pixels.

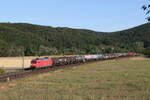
[
  {"left": 142, "top": 1, "right": 150, "bottom": 21},
  {"left": 143, "top": 47, "right": 150, "bottom": 57}
]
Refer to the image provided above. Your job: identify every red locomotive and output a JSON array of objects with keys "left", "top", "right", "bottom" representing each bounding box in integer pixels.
[
  {"left": 128, "top": 52, "right": 138, "bottom": 56},
  {"left": 31, "top": 57, "right": 53, "bottom": 68}
]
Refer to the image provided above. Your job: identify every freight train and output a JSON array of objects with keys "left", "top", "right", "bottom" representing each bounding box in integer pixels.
[{"left": 30, "top": 52, "right": 137, "bottom": 69}]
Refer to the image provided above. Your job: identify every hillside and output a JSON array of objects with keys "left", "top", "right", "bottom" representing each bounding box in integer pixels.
[
  {"left": 104, "top": 23, "right": 150, "bottom": 47},
  {"left": 0, "top": 23, "right": 149, "bottom": 57},
  {"left": 100, "top": 23, "right": 150, "bottom": 52}
]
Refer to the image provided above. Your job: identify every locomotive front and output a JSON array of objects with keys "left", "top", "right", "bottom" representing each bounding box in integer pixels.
[{"left": 30, "top": 57, "right": 53, "bottom": 69}]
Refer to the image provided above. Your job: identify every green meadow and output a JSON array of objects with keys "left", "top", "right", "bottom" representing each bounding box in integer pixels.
[{"left": 0, "top": 57, "right": 150, "bottom": 100}]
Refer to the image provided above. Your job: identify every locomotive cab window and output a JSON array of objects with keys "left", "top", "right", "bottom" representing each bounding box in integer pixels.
[{"left": 31, "top": 61, "right": 37, "bottom": 64}]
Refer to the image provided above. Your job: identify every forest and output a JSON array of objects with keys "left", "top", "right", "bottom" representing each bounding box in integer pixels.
[{"left": 0, "top": 23, "right": 150, "bottom": 57}]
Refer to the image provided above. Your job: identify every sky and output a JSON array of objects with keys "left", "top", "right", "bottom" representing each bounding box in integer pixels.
[{"left": 0, "top": 0, "right": 148, "bottom": 32}]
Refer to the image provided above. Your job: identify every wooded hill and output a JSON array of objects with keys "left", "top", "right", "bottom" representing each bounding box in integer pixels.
[{"left": 0, "top": 23, "right": 149, "bottom": 57}]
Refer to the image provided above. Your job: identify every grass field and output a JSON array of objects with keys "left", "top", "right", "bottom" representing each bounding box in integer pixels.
[{"left": 0, "top": 57, "right": 150, "bottom": 100}]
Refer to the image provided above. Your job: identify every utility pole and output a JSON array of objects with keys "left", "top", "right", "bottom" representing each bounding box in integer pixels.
[
  {"left": 38, "top": 45, "right": 41, "bottom": 57},
  {"left": 62, "top": 31, "right": 65, "bottom": 56},
  {"left": 22, "top": 48, "right": 24, "bottom": 70}
]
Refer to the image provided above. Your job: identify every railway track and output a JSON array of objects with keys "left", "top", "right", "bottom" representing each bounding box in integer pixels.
[{"left": 0, "top": 56, "right": 135, "bottom": 82}]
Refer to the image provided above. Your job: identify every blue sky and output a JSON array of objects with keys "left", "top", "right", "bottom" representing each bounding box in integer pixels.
[{"left": 0, "top": 0, "right": 148, "bottom": 32}]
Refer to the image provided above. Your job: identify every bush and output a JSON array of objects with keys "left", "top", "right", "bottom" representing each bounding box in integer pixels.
[
  {"left": 143, "top": 48, "right": 150, "bottom": 57},
  {"left": 0, "top": 68, "right": 5, "bottom": 74}
]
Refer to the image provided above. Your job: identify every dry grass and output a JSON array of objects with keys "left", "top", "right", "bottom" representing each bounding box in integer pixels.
[
  {"left": 0, "top": 57, "right": 36, "bottom": 69},
  {"left": 127, "top": 56, "right": 148, "bottom": 60},
  {"left": 0, "top": 57, "right": 150, "bottom": 100}
]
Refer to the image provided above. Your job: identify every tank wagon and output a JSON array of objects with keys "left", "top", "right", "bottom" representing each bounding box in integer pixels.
[
  {"left": 51, "top": 56, "right": 76, "bottom": 66},
  {"left": 30, "top": 52, "right": 138, "bottom": 69}
]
